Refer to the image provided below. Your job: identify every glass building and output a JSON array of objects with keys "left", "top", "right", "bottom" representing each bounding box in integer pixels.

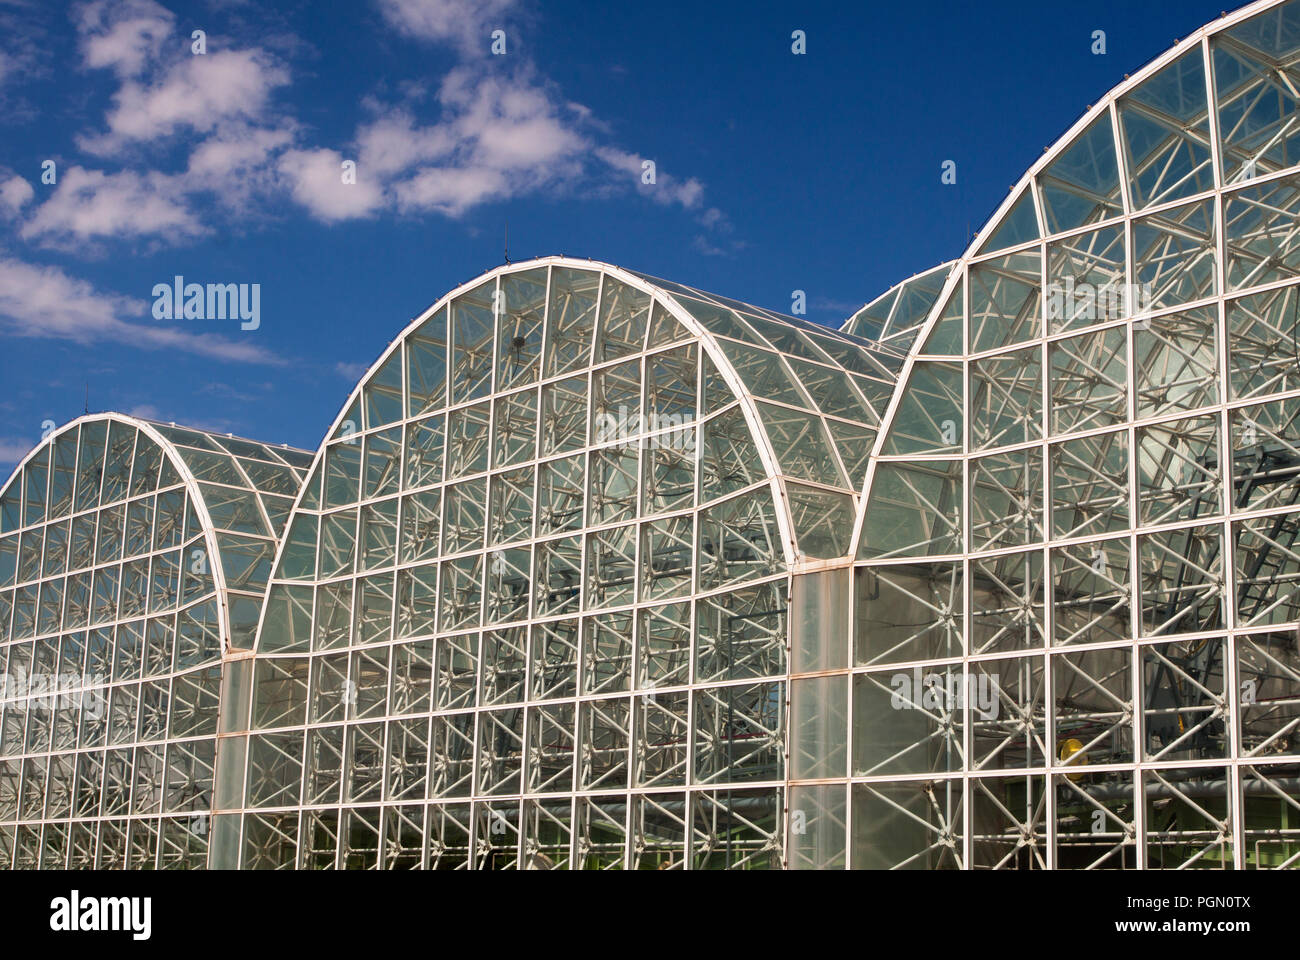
[
  {"left": 0, "top": 415, "right": 312, "bottom": 867},
  {"left": 216, "top": 260, "right": 904, "bottom": 870},
  {"left": 4, "top": 0, "right": 1300, "bottom": 869}
]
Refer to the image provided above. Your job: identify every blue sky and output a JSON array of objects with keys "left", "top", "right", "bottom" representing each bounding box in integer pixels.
[{"left": 0, "top": 0, "right": 1231, "bottom": 474}]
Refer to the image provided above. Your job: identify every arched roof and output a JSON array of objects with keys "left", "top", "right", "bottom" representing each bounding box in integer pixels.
[
  {"left": 849, "top": 0, "right": 1300, "bottom": 557},
  {"left": 841, "top": 261, "right": 956, "bottom": 351},
  {"left": 0, "top": 413, "right": 311, "bottom": 652},
  {"left": 267, "top": 256, "right": 906, "bottom": 593}
]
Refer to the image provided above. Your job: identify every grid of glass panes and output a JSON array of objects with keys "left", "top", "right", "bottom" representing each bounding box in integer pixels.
[
  {"left": 145, "top": 423, "right": 314, "bottom": 650},
  {"left": 791, "top": 0, "right": 1300, "bottom": 869},
  {"left": 842, "top": 261, "right": 955, "bottom": 352},
  {"left": 656, "top": 283, "right": 904, "bottom": 560},
  {"left": 0, "top": 416, "right": 309, "bottom": 869},
  {"left": 221, "top": 263, "right": 880, "bottom": 868}
]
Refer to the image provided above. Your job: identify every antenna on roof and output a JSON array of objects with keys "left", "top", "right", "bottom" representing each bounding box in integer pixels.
[
  {"left": 84, "top": 383, "right": 88, "bottom": 416},
  {"left": 504, "top": 221, "right": 510, "bottom": 265}
]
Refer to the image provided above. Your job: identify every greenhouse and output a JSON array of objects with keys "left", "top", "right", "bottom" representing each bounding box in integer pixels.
[
  {"left": 213, "top": 260, "right": 904, "bottom": 869},
  {"left": 3, "top": 0, "right": 1300, "bottom": 869},
  {"left": 0, "top": 415, "right": 312, "bottom": 867}
]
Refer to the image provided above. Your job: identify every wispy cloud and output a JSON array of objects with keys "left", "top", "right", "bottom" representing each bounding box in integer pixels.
[
  {"left": 387, "top": 65, "right": 586, "bottom": 217},
  {"left": 15, "top": 2, "right": 291, "bottom": 247},
  {"left": 0, "top": 256, "right": 284, "bottom": 364},
  {"left": 283, "top": 59, "right": 719, "bottom": 225},
  {"left": 0, "top": 170, "right": 33, "bottom": 217},
  {"left": 76, "top": 0, "right": 174, "bottom": 79},
  {"left": 80, "top": 48, "right": 289, "bottom": 154},
  {"left": 0, "top": 435, "right": 37, "bottom": 478},
  {"left": 596, "top": 146, "right": 704, "bottom": 210},
  {"left": 1, "top": 0, "right": 737, "bottom": 374},
  {"left": 334, "top": 360, "right": 371, "bottom": 380},
  {"left": 0, "top": 1, "right": 49, "bottom": 89},
  {"left": 376, "top": 0, "right": 519, "bottom": 55},
  {"left": 22, "top": 166, "right": 201, "bottom": 247},
  {"left": 14, "top": 0, "right": 731, "bottom": 243},
  {"left": 278, "top": 147, "right": 386, "bottom": 221}
]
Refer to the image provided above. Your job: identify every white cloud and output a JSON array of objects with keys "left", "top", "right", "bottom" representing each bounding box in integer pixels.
[
  {"left": 692, "top": 235, "right": 727, "bottom": 257},
  {"left": 278, "top": 148, "right": 386, "bottom": 221},
  {"left": 595, "top": 146, "right": 705, "bottom": 211},
  {"left": 12, "top": 0, "right": 728, "bottom": 247},
  {"left": 0, "top": 437, "right": 36, "bottom": 474},
  {"left": 82, "top": 49, "right": 290, "bottom": 153},
  {"left": 379, "top": 67, "right": 585, "bottom": 215},
  {"left": 377, "top": 0, "right": 517, "bottom": 53},
  {"left": 21, "top": 166, "right": 199, "bottom": 246},
  {"left": 76, "top": 0, "right": 175, "bottom": 79},
  {"left": 0, "top": 173, "right": 33, "bottom": 217},
  {"left": 286, "top": 65, "right": 587, "bottom": 220},
  {"left": 395, "top": 165, "right": 507, "bottom": 216},
  {"left": 439, "top": 67, "right": 584, "bottom": 174},
  {"left": 15, "top": 4, "right": 295, "bottom": 243},
  {"left": 0, "top": 256, "right": 283, "bottom": 364},
  {"left": 20, "top": 129, "right": 294, "bottom": 244},
  {"left": 181, "top": 124, "right": 292, "bottom": 209},
  {"left": 0, "top": 0, "right": 47, "bottom": 104},
  {"left": 314, "top": 63, "right": 585, "bottom": 219},
  {"left": 356, "top": 109, "right": 452, "bottom": 178},
  {"left": 360, "top": 5, "right": 724, "bottom": 225},
  {"left": 334, "top": 360, "right": 370, "bottom": 380}
]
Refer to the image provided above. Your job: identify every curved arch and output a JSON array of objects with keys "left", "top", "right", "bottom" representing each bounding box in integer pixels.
[
  {"left": 255, "top": 255, "right": 906, "bottom": 639},
  {"left": 1, "top": 412, "right": 309, "bottom": 654},
  {"left": 850, "top": 0, "right": 1300, "bottom": 557},
  {"left": 0, "top": 412, "right": 310, "bottom": 869},
  {"left": 269, "top": 259, "right": 797, "bottom": 569},
  {"left": 227, "top": 257, "right": 901, "bottom": 868},
  {"left": 842, "top": 260, "right": 956, "bottom": 350},
  {"left": 821, "top": 0, "right": 1300, "bottom": 870}
]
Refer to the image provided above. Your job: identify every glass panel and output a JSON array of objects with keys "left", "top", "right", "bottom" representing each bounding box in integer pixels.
[
  {"left": 1038, "top": 112, "right": 1123, "bottom": 233},
  {"left": 970, "top": 250, "right": 1042, "bottom": 354},
  {"left": 880, "top": 361, "right": 962, "bottom": 456},
  {"left": 1215, "top": 3, "right": 1300, "bottom": 184},
  {"left": 406, "top": 307, "right": 448, "bottom": 417},
  {"left": 859, "top": 462, "right": 962, "bottom": 559},
  {"left": 1225, "top": 174, "right": 1300, "bottom": 292},
  {"left": 977, "top": 186, "right": 1039, "bottom": 254},
  {"left": 1133, "top": 197, "right": 1217, "bottom": 307},
  {"left": 544, "top": 268, "right": 599, "bottom": 377},
  {"left": 1120, "top": 47, "right": 1213, "bottom": 210},
  {"left": 450, "top": 281, "right": 495, "bottom": 405},
  {"left": 495, "top": 268, "right": 546, "bottom": 389}
]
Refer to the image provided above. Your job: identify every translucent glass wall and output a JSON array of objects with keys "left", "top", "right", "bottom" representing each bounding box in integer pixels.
[
  {"left": 13, "top": 2, "right": 1300, "bottom": 874},
  {"left": 788, "top": 0, "right": 1300, "bottom": 869},
  {"left": 213, "top": 260, "right": 902, "bottom": 869},
  {"left": 0, "top": 415, "right": 309, "bottom": 868},
  {"left": 843, "top": 262, "right": 955, "bottom": 353}
]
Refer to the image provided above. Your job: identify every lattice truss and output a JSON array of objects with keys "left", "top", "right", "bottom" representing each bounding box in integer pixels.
[
  {"left": 0, "top": 415, "right": 310, "bottom": 870},
  {"left": 19, "top": 4, "right": 1300, "bottom": 874},
  {"left": 785, "top": 0, "right": 1300, "bottom": 870},
  {"left": 209, "top": 258, "right": 912, "bottom": 869}
]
